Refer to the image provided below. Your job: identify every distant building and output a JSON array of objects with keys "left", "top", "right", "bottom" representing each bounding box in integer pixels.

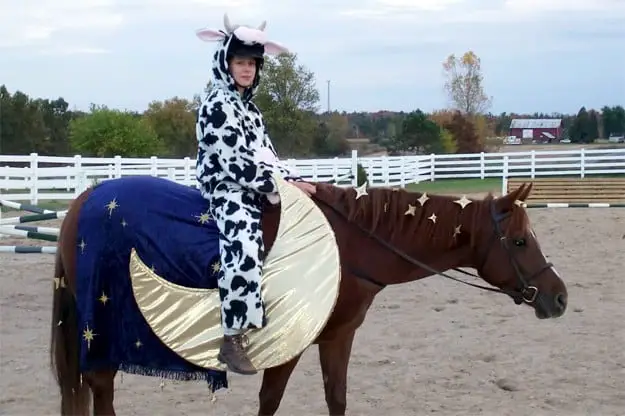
[{"left": 509, "top": 119, "right": 562, "bottom": 142}]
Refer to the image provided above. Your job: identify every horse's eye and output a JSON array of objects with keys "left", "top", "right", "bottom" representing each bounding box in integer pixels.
[{"left": 514, "top": 239, "right": 526, "bottom": 247}]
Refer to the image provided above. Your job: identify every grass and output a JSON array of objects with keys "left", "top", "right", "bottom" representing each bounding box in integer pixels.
[{"left": 405, "top": 178, "right": 501, "bottom": 195}]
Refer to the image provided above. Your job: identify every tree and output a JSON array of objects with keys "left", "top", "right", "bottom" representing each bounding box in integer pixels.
[
  {"left": 569, "top": 107, "right": 594, "bottom": 143},
  {"left": 444, "top": 112, "right": 483, "bottom": 153},
  {"left": 438, "top": 128, "right": 457, "bottom": 154},
  {"left": 442, "top": 51, "right": 492, "bottom": 115},
  {"left": 601, "top": 105, "right": 625, "bottom": 138},
  {"left": 0, "top": 85, "right": 48, "bottom": 155},
  {"left": 383, "top": 110, "right": 441, "bottom": 154},
  {"left": 144, "top": 97, "right": 197, "bottom": 158},
  {"left": 254, "top": 52, "right": 321, "bottom": 156},
  {"left": 69, "top": 105, "right": 164, "bottom": 157}
]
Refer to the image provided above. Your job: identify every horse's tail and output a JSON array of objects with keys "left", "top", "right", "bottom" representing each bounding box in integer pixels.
[{"left": 50, "top": 202, "right": 91, "bottom": 415}]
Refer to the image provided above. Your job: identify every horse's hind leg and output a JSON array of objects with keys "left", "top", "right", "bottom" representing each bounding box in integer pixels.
[
  {"left": 257, "top": 354, "right": 302, "bottom": 416},
  {"left": 318, "top": 331, "right": 356, "bottom": 416},
  {"left": 84, "top": 370, "right": 117, "bottom": 415}
]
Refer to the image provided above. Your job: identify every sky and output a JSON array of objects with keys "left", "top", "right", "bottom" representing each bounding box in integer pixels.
[{"left": 1, "top": 0, "right": 624, "bottom": 115}]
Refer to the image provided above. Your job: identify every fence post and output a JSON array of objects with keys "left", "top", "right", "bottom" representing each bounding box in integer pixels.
[
  {"left": 73, "top": 155, "right": 83, "bottom": 197},
  {"left": 184, "top": 157, "right": 191, "bottom": 186},
  {"left": 114, "top": 155, "right": 122, "bottom": 178},
  {"left": 530, "top": 150, "right": 536, "bottom": 178},
  {"left": 580, "top": 148, "right": 585, "bottom": 178},
  {"left": 350, "top": 150, "right": 358, "bottom": 187},
  {"left": 501, "top": 155, "right": 509, "bottom": 195},
  {"left": 30, "top": 152, "right": 38, "bottom": 205},
  {"left": 429, "top": 153, "right": 435, "bottom": 182},
  {"left": 480, "top": 152, "right": 485, "bottom": 179},
  {"left": 150, "top": 156, "right": 158, "bottom": 176}
]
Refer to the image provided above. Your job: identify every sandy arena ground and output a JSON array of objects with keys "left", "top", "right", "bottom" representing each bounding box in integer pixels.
[{"left": 1, "top": 207, "right": 624, "bottom": 416}]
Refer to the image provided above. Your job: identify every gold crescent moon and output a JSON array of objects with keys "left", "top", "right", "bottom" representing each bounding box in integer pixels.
[{"left": 129, "top": 175, "right": 341, "bottom": 371}]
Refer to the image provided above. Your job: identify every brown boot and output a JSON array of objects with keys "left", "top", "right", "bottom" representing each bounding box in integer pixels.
[{"left": 217, "top": 334, "right": 257, "bottom": 375}]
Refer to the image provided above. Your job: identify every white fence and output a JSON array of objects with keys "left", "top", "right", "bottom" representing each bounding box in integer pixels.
[{"left": 1, "top": 148, "right": 624, "bottom": 204}]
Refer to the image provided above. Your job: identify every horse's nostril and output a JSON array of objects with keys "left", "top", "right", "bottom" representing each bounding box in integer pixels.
[{"left": 555, "top": 293, "right": 567, "bottom": 310}]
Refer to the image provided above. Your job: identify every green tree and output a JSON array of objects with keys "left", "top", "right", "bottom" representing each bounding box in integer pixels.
[
  {"left": 438, "top": 128, "right": 457, "bottom": 153},
  {"left": 254, "top": 52, "right": 321, "bottom": 156},
  {"left": 382, "top": 110, "right": 441, "bottom": 154},
  {"left": 442, "top": 51, "right": 492, "bottom": 115},
  {"left": 601, "top": 105, "right": 625, "bottom": 138},
  {"left": 69, "top": 105, "right": 163, "bottom": 157},
  {"left": 569, "top": 107, "right": 594, "bottom": 143},
  {"left": 144, "top": 97, "right": 197, "bottom": 158},
  {"left": 0, "top": 86, "right": 48, "bottom": 155}
]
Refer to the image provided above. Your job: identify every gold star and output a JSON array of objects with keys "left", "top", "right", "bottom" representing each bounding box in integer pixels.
[
  {"left": 453, "top": 225, "right": 462, "bottom": 237},
  {"left": 211, "top": 261, "right": 221, "bottom": 274},
  {"left": 417, "top": 193, "right": 429, "bottom": 206},
  {"left": 354, "top": 182, "right": 368, "bottom": 199},
  {"left": 105, "top": 198, "right": 119, "bottom": 217},
  {"left": 83, "top": 325, "right": 96, "bottom": 350},
  {"left": 514, "top": 200, "right": 525, "bottom": 207},
  {"left": 121, "top": 219, "right": 128, "bottom": 227},
  {"left": 79, "top": 239, "right": 87, "bottom": 253},
  {"left": 53, "top": 276, "right": 66, "bottom": 290},
  {"left": 453, "top": 195, "right": 472, "bottom": 209},
  {"left": 195, "top": 211, "right": 212, "bottom": 224},
  {"left": 428, "top": 213, "right": 437, "bottom": 223},
  {"left": 135, "top": 339, "right": 142, "bottom": 348},
  {"left": 404, "top": 204, "right": 416, "bottom": 216},
  {"left": 98, "top": 292, "right": 109, "bottom": 305}
]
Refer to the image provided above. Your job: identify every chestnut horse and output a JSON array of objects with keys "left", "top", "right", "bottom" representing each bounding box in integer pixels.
[{"left": 50, "top": 178, "right": 567, "bottom": 416}]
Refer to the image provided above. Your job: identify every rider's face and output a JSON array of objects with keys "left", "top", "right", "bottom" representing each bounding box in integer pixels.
[{"left": 229, "top": 57, "right": 256, "bottom": 88}]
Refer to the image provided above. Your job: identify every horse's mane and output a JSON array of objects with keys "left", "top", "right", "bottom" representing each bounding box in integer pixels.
[{"left": 315, "top": 183, "right": 530, "bottom": 250}]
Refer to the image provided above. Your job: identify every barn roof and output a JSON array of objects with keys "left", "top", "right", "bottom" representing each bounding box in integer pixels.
[{"left": 510, "top": 119, "right": 562, "bottom": 129}]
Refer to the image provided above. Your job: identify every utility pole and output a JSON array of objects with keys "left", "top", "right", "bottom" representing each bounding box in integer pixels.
[{"left": 326, "top": 80, "right": 331, "bottom": 113}]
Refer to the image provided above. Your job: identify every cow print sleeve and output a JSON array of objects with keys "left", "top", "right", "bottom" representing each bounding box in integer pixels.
[{"left": 197, "top": 96, "right": 282, "bottom": 195}]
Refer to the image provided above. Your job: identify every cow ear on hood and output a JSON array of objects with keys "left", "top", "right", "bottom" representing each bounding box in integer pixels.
[
  {"left": 264, "top": 41, "right": 289, "bottom": 55},
  {"left": 196, "top": 28, "right": 226, "bottom": 42}
]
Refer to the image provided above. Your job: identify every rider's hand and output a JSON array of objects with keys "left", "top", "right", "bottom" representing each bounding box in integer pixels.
[{"left": 290, "top": 181, "right": 316, "bottom": 197}]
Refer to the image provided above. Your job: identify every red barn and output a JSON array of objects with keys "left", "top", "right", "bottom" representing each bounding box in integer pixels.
[{"left": 509, "top": 119, "right": 562, "bottom": 143}]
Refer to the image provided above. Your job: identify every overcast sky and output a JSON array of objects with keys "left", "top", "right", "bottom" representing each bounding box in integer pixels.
[{"left": 1, "top": 0, "right": 624, "bottom": 115}]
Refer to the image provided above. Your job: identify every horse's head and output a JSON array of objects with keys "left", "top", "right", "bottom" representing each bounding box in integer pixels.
[{"left": 471, "top": 183, "right": 567, "bottom": 319}]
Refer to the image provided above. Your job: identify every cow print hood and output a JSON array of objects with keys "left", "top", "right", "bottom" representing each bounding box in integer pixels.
[{"left": 196, "top": 14, "right": 290, "bottom": 103}]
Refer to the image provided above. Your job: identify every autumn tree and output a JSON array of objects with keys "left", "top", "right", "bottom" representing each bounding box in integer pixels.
[
  {"left": 442, "top": 51, "right": 492, "bottom": 115},
  {"left": 444, "top": 112, "right": 483, "bottom": 153},
  {"left": 254, "top": 52, "right": 321, "bottom": 156},
  {"left": 69, "top": 105, "right": 163, "bottom": 157},
  {"left": 144, "top": 97, "right": 197, "bottom": 158}
]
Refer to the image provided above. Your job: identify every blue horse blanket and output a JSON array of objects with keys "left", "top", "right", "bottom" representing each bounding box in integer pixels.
[{"left": 75, "top": 175, "right": 228, "bottom": 391}]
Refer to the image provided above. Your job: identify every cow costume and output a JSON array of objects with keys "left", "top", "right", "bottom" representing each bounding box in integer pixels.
[{"left": 195, "top": 14, "right": 303, "bottom": 374}]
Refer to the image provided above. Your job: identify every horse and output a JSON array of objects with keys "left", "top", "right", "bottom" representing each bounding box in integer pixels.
[{"left": 49, "top": 175, "right": 568, "bottom": 415}]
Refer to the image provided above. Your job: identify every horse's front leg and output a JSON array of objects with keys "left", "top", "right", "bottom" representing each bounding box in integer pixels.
[
  {"left": 257, "top": 354, "right": 302, "bottom": 416},
  {"left": 318, "top": 331, "right": 356, "bottom": 416}
]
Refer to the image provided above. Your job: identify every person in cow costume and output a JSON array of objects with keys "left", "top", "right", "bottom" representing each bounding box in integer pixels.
[{"left": 194, "top": 14, "right": 317, "bottom": 375}]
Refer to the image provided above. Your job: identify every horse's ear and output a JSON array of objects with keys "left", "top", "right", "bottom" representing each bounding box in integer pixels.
[
  {"left": 517, "top": 182, "right": 533, "bottom": 201},
  {"left": 496, "top": 182, "right": 526, "bottom": 210}
]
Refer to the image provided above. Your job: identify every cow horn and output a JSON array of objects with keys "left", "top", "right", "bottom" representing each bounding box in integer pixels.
[
  {"left": 224, "top": 13, "right": 233, "bottom": 32},
  {"left": 257, "top": 20, "right": 266, "bottom": 31}
]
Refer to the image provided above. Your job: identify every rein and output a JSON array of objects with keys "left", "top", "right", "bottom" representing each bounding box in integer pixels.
[{"left": 312, "top": 180, "right": 551, "bottom": 305}]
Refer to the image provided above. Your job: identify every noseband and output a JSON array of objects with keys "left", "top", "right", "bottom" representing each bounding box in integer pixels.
[{"left": 312, "top": 191, "right": 553, "bottom": 306}]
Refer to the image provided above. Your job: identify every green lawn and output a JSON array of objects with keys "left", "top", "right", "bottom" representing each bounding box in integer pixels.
[{"left": 405, "top": 178, "right": 502, "bottom": 195}]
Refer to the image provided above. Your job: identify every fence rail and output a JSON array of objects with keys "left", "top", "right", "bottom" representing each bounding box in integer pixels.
[{"left": 1, "top": 148, "right": 624, "bottom": 203}]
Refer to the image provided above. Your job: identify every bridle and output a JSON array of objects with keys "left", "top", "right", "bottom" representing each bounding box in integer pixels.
[{"left": 312, "top": 185, "right": 554, "bottom": 307}]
